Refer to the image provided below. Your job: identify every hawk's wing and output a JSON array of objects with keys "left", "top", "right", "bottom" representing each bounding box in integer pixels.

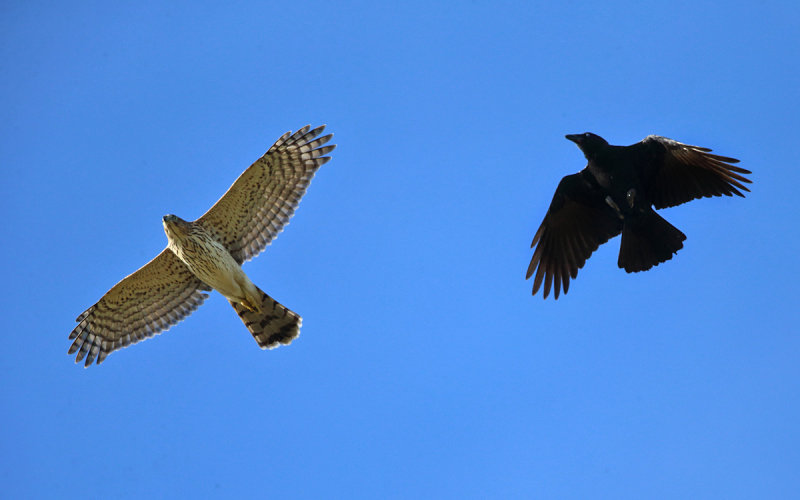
[
  {"left": 196, "top": 125, "right": 335, "bottom": 264},
  {"left": 526, "top": 172, "right": 623, "bottom": 299},
  {"left": 69, "top": 249, "right": 211, "bottom": 366},
  {"left": 633, "top": 135, "right": 752, "bottom": 209}
]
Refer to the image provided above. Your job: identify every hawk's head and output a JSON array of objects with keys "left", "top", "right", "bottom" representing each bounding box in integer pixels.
[{"left": 162, "top": 214, "right": 191, "bottom": 240}]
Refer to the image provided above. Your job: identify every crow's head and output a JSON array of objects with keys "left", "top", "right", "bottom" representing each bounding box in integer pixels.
[{"left": 565, "top": 132, "right": 608, "bottom": 159}]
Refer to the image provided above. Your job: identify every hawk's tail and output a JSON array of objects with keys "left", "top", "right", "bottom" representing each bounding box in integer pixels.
[
  {"left": 618, "top": 209, "right": 686, "bottom": 273},
  {"left": 230, "top": 286, "right": 301, "bottom": 350}
]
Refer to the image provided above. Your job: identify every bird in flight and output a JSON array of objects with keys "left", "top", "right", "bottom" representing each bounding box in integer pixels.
[
  {"left": 69, "top": 125, "right": 335, "bottom": 366},
  {"left": 526, "top": 132, "right": 751, "bottom": 299}
]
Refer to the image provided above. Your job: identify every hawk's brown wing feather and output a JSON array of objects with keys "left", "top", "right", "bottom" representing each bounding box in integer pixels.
[
  {"left": 69, "top": 249, "right": 210, "bottom": 366},
  {"left": 196, "top": 125, "right": 335, "bottom": 264}
]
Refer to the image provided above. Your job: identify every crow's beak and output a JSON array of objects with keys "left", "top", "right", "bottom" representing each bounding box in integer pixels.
[{"left": 565, "top": 134, "right": 581, "bottom": 144}]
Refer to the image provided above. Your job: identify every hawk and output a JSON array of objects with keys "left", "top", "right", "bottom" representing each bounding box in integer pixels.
[
  {"left": 527, "top": 133, "right": 751, "bottom": 299},
  {"left": 69, "top": 125, "right": 335, "bottom": 366}
]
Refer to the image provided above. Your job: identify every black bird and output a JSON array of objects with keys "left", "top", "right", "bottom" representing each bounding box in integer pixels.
[{"left": 526, "top": 133, "right": 752, "bottom": 299}]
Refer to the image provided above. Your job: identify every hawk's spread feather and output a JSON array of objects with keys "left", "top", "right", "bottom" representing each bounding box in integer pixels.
[
  {"left": 69, "top": 125, "right": 334, "bottom": 366},
  {"left": 198, "top": 125, "right": 335, "bottom": 264}
]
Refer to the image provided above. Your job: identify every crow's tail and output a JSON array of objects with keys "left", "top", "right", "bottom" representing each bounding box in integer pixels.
[{"left": 618, "top": 209, "right": 686, "bottom": 273}]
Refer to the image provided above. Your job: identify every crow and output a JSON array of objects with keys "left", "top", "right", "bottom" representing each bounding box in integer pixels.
[{"left": 526, "top": 133, "right": 752, "bottom": 299}]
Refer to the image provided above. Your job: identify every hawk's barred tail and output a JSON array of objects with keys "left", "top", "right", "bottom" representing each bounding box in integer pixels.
[{"left": 230, "top": 287, "right": 301, "bottom": 349}]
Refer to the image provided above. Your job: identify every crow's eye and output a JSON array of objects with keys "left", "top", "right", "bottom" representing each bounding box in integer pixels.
[{"left": 584, "top": 133, "right": 591, "bottom": 137}]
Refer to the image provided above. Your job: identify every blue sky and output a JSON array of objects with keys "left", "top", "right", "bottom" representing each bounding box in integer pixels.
[{"left": 2, "top": 1, "right": 799, "bottom": 498}]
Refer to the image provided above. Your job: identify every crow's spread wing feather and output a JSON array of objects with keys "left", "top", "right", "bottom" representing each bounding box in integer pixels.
[
  {"left": 527, "top": 172, "right": 623, "bottom": 299},
  {"left": 635, "top": 135, "right": 751, "bottom": 209}
]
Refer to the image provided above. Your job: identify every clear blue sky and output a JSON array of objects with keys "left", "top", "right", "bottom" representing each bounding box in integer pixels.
[{"left": 2, "top": 1, "right": 799, "bottom": 498}]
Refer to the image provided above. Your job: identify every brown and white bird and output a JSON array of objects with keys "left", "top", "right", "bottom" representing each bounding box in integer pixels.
[
  {"left": 526, "top": 133, "right": 751, "bottom": 299},
  {"left": 69, "top": 125, "right": 335, "bottom": 366}
]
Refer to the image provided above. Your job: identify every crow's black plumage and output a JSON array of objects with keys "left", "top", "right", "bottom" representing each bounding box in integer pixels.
[{"left": 526, "top": 132, "right": 752, "bottom": 299}]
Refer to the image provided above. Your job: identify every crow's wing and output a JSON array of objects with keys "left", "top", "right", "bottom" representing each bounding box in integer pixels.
[
  {"left": 527, "top": 172, "right": 623, "bottom": 299},
  {"left": 634, "top": 135, "right": 751, "bottom": 209}
]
